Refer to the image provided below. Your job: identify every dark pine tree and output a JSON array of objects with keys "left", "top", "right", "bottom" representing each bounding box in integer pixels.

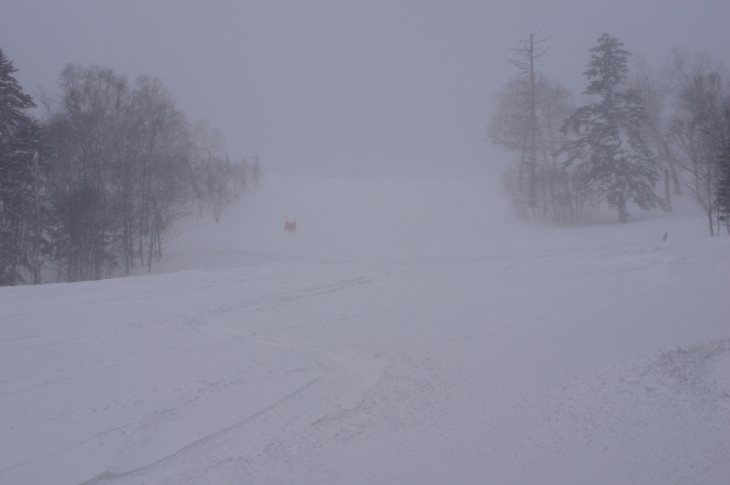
[
  {"left": 559, "top": 34, "right": 661, "bottom": 222},
  {"left": 0, "top": 49, "right": 34, "bottom": 136},
  {"left": 0, "top": 48, "right": 36, "bottom": 285}
]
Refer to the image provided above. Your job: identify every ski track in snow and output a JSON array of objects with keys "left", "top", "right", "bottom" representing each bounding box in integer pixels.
[{"left": 0, "top": 267, "right": 395, "bottom": 485}]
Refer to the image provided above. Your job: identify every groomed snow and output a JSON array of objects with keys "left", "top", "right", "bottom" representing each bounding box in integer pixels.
[{"left": 1, "top": 175, "right": 728, "bottom": 484}]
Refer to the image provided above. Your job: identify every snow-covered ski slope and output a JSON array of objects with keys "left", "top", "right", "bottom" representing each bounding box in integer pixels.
[{"left": 1, "top": 175, "right": 729, "bottom": 484}]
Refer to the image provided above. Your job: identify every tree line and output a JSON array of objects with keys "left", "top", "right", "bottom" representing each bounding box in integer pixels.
[
  {"left": 488, "top": 33, "right": 730, "bottom": 234},
  {"left": 0, "top": 49, "right": 260, "bottom": 286}
]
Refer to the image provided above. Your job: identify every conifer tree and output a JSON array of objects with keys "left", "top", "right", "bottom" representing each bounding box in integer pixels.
[
  {"left": 559, "top": 34, "right": 661, "bottom": 222},
  {"left": 0, "top": 48, "right": 36, "bottom": 285},
  {"left": 0, "top": 49, "right": 34, "bottom": 137}
]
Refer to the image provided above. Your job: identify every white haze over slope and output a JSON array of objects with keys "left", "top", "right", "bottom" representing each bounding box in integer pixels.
[{"left": 1, "top": 175, "right": 729, "bottom": 484}]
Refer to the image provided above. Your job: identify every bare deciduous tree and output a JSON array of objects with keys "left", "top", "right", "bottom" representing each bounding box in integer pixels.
[
  {"left": 668, "top": 53, "right": 729, "bottom": 235},
  {"left": 489, "top": 68, "right": 585, "bottom": 224}
]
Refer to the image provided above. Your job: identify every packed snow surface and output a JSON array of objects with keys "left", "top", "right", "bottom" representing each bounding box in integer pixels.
[{"left": 1, "top": 175, "right": 729, "bottom": 484}]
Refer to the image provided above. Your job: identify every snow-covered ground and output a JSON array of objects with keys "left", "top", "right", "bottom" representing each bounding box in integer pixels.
[{"left": 1, "top": 175, "right": 729, "bottom": 484}]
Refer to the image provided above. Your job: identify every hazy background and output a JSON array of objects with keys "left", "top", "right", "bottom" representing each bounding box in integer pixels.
[{"left": 2, "top": 0, "right": 730, "bottom": 178}]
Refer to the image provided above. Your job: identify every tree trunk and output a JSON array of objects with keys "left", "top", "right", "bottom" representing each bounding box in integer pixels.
[
  {"left": 708, "top": 208, "right": 715, "bottom": 236},
  {"left": 672, "top": 164, "right": 682, "bottom": 195},
  {"left": 618, "top": 193, "right": 628, "bottom": 223},
  {"left": 664, "top": 169, "right": 672, "bottom": 211}
]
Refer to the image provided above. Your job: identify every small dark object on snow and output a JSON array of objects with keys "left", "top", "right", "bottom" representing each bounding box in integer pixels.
[{"left": 663, "top": 232, "right": 668, "bottom": 242}]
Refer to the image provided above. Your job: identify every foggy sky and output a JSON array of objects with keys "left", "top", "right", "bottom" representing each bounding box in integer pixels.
[{"left": 2, "top": 0, "right": 730, "bottom": 177}]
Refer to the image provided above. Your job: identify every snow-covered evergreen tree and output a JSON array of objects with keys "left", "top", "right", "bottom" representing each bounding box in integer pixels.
[{"left": 559, "top": 34, "right": 661, "bottom": 223}]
